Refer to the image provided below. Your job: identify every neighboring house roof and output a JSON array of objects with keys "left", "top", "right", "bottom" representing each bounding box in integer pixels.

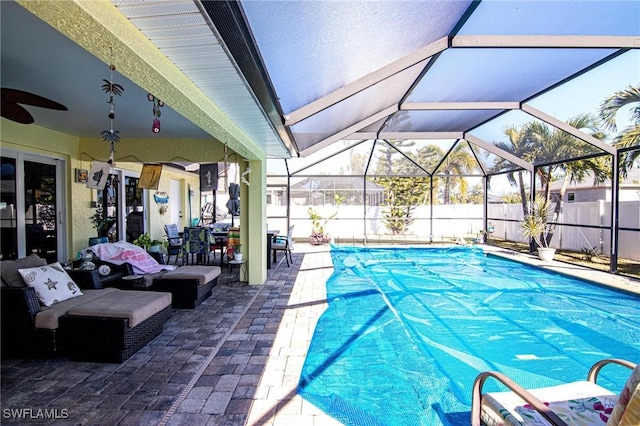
[
  {"left": 290, "top": 176, "right": 385, "bottom": 191},
  {"left": 549, "top": 167, "right": 640, "bottom": 191}
]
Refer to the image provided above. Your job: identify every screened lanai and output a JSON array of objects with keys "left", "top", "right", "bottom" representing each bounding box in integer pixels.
[
  {"left": 2, "top": 1, "right": 638, "bottom": 279},
  {"left": 230, "top": 1, "right": 640, "bottom": 277}
]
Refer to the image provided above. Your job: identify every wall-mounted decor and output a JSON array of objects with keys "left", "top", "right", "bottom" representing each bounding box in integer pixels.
[
  {"left": 86, "top": 161, "right": 111, "bottom": 190},
  {"left": 138, "top": 164, "right": 162, "bottom": 190},
  {"left": 75, "top": 168, "right": 88, "bottom": 183}
]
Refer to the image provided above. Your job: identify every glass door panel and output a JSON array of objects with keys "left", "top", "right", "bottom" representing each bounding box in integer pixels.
[
  {"left": 125, "top": 176, "right": 144, "bottom": 242},
  {"left": 0, "top": 158, "right": 18, "bottom": 260},
  {"left": 24, "top": 161, "right": 58, "bottom": 263},
  {"left": 97, "top": 174, "right": 119, "bottom": 241}
]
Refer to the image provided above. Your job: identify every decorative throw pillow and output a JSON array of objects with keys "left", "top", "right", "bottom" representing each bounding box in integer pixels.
[{"left": 18, "top": 262, "right": 83, "bottom": 307}]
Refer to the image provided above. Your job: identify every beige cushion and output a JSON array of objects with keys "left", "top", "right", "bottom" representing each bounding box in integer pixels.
[
  {"left": 66, "top": 289, "right": 171, "bottom": 327},
  {"left": 19, "top": 262, "right": 83, "bottom": 306},
  {"left": 620, "top": 384, "right": 640, "bottom": 426},
  {"left": 35, "top": 288, "right": 120, "bottom": 329},
  {"left": 1, "top": 254, "right": 47, "bottom": 287},
  {"left": 160, "top": 265, "right": 220, "bottom": 285}
]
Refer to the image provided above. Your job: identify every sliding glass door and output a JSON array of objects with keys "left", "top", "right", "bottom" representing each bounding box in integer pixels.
[{"left": 0, "top": 151, "right": 65, "bottom": 262}]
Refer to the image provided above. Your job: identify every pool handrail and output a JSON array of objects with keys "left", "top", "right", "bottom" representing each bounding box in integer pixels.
[{"left": 471, "top": 358, "right": 636, "bottom": 426}]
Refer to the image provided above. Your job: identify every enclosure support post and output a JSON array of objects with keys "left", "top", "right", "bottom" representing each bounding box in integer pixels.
[
  {"left": 529, "top": 166, "right": 537, "bottom": 253},
  {"left": 609, "top": 153, "right": 619, "bottom": 273},
  {"left": 483, "top": 176, "right": 489, "bottom": 233},
  {"left": 429, "top": 175, "right": 434, "bottom": 243}
]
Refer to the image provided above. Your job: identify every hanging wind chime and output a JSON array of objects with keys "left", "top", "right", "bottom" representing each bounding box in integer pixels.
[
  {"left": 100, "top": 48, "right": 124, "bottom": 164},
  {"left": 147, "top": 93, "right": 163, "bottom": 133}
]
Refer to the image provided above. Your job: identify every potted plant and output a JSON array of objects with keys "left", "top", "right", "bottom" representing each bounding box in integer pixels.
[
  {"left": 133, "top": 233, "right": 166, "bottom": 253},
  {"left": 520, "top": 196, "right": 555, "bottom": 261},
  {"left": 89, "top": 205, "right": 115, "bottom": 245},
  {"left": 308, "top": 207, "right": 337, "bottom": 245},
  {"left": 233, "top": 244, "right": 243, "bottom": 261}
]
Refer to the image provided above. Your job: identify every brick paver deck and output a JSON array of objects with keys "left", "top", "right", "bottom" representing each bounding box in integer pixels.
[
  {"left": 0, "top": 244, "right": 340, "bottom": 426},
  {"left": 2, "top": 243, "right": 637, "bottom": 425}
]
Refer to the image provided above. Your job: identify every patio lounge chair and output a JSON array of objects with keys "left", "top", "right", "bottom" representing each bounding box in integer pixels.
[{"left": 471, "top": 358, "right": 638, "bottom": 426}]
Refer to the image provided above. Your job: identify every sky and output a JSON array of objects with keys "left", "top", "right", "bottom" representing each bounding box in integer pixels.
[
  {"left": 268, "top": 49, "right": 639, "bottom": 184},
  {"left": 472, "top": 49, "right": 639, "bottom": 144}
]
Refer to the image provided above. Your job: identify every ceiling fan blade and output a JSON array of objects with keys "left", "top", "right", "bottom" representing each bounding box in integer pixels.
[
  {"left": 0, "top": 99, "right": 34, "bottom": 124},
  {"left": 1, "top": 88, "right": 67, "bottom": 111}
]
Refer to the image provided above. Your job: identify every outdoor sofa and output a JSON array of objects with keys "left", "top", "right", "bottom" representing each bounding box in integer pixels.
[{"left": 0, "top": 254, "right": 172, "bottom": 363}]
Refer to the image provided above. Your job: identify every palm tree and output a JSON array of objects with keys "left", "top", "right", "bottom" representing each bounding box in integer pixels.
[
  {"left": 523, "top": 114, "right": 608, "bottom": 245},
  {"left": 492, "top": 125, "right": 535, "bottom": 215},
  {"left": 435, "top": 142, "right": 477, "bottom": 204},
  {"left": 599, "top": 84, "right": 640, "bottom": 177}
]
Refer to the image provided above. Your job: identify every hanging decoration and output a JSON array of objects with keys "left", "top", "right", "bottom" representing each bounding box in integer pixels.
[
  {"left": 147, "top": 93, "right": 163, "bottom": 133},
  {"left": 86, "top": 161, "right": 111, "bottom": 190},
  {"left": 241, "top": 159, "right": 251, "bottom": 187},
  {"left": 153, "top": 192, "right": 169, "bottom": 205},
  {"left": 154, "top": 191, "right": 169, "bottom": 215},
  {"left": 223, "top": 141, "right": 229, "bottom": 193},
  {"left": 100, "top": 47, "right": 124, "bottom": 165},
  {"left": 138, "top": 164, "right": 163, "bottom": 190}
]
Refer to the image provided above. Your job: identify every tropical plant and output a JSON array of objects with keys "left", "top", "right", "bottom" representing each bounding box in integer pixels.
[
  {"left": 308, "top": 195, "right": 341, "bottom": 244},
  {"left": 372, "top": 141, "right": 434, "bottom": 234},
  {"left": 598, "top": 84, "right": 640, "bottom": 177},
  {"left": 581, "top": 246, "right": 601, "bottom": 262},
  {"left": 491, "top": 125, "right": 535, "bottom": 215},
  {"left": 132, "top": 233, "right": 165, "bottom": 251},
  {"left": 90, "top": 204, "right": 114, "bottom": 237},
  {"left": 520, "top": 196, "right": 553, "bottom": 249},
  {"left": 523, "top": 114, "right": 608, "bottom": 243},
  {"left": 434, "top": 141, "right": 477, "bottom": 204}
]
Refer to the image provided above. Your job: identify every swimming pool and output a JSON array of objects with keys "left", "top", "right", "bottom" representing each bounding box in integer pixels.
[{"left": 297, "top": 246, "right": 640, "bottom": 426}]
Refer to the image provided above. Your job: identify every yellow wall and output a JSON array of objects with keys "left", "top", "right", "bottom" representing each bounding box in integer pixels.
[{"left": 1, "top": 119, "right": 199, "bottom": 259}]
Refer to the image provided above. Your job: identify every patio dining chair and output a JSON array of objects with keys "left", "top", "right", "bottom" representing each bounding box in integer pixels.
[
  {"left": 272, "top": 224, "right": 294, "bottom": 267},
  {"left": 471, "top": 358, "right": 638, "bottom": 426},
  {"left": 182, "top": 226, "right": 211, "bottom": 265},
  {"left": 164, "top": 223, "right": 182, "bottom": 264}
]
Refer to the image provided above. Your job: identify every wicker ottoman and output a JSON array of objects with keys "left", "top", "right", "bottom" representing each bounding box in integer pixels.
[
  {"left": 59, "top": 290, "right": 172, "bottom": 363},
  {"left": 151, "top": 265, "right": 220, "bottom": 309}
]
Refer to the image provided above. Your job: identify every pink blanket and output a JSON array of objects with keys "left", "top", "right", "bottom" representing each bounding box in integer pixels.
[{"left": 86, "top": 242, "right": 176, "bottom": 275}]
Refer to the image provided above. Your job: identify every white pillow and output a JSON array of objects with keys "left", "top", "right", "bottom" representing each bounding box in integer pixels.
[{"left": 19, "top": 262, "right": 83, "bottom": 307}]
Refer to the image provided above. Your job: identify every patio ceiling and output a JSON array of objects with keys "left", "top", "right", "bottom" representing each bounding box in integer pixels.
[{"left": 2, "top": 1, "right": 638, "bottom": 167}]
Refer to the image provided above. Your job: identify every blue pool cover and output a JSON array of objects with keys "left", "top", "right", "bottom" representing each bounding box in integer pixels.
[{"left": 297, "top": 246, "right": 640, "bottom": 426}]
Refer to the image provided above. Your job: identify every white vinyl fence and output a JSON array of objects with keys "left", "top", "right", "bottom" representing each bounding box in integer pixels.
[
  {"left": 487, "top": 201, "right": 640, "bottom": 261},
  {"left": 267, "top": 201, "right": 640, "bottom": 261}
]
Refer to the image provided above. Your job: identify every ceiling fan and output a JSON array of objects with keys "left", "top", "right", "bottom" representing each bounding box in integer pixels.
[{"left": 1, "top": 88, "right": 67, "bottom": 124}]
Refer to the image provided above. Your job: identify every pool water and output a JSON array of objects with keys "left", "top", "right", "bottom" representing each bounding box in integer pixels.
[{"left": 297, "top": 246, "right": 640, "bottom": 426}]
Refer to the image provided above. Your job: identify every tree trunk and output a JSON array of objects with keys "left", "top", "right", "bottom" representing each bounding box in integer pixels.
[
  {"left": 545, "top": 173, "right": 571, "bottom": 246},
  {"left": 517, "top": 171, "right": 528, "bottom": 216}
]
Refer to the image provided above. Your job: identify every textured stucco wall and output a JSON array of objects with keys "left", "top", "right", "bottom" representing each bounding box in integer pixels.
[{"left": 1, "top": 120, "right": 200, "bottom": 261}]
